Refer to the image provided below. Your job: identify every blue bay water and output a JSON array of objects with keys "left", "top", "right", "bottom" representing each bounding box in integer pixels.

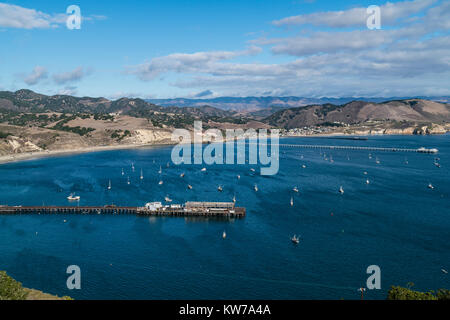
[{"left": 0, "top": 135, "right": 449, "bottom": 299}]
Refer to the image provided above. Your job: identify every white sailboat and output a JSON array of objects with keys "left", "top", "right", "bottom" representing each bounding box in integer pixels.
[
  {"left": 339, "top": 186, "right": 344, "bottom": 194},
  {"left": 121, "top": 168, "right": 124, "bottom": 176},
  {"left": 290, "top": 197, "right": 294, "bottom": 207},
  {"left": 158, "top": 166, "right": 162, "bottom": 174},
  {"left": 131, "top": 162, "right": 135, "bottom": 172},
  {"left": 233, "top": 195, "right": 236, "bottom": 203},
  {"left": 140, "top": 169, "right": 144, "bottom": 180},
  {"left": 254, "top": 184, "right": 258, "bottom": 192},
  {"left": 291, "top": 235, "right": 300, "bottom": 244},
  {"left": 108, "top": 180, "right": 112, "bottom": 190},
  {"left": 127, "top": 176, "right": 130, "bottom": 185}
]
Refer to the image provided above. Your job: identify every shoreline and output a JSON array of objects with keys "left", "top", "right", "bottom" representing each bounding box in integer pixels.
[{"left": 0, "top": 132, "right": 447, "bottom": 166}]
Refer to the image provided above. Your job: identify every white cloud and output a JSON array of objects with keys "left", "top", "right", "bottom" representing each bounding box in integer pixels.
[
  {"left": 0, "top": 3, "right": 106, "bottom": 29},
  {"left": 53, "top": 67, "right": 89, "bottom": 84},
  {"left": 24, "top": 66, "right": 48, "bottom": 85},
  {"left": 272, "top": 0, "right": 437, "bottom": 28}
]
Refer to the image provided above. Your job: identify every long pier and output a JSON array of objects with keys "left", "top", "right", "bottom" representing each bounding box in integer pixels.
[
  {"left": 249, "top": 143, "right": 438, "bottom": 153},
  {"left": 0, "top": 204, "right": 246, "bottom": 218}
]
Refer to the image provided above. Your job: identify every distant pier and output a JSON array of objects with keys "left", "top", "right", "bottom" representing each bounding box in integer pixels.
[
  {"left": 250, "top": 143, "right": 438, "bottom": 154},
  {"left": 0, "top": 202, "right": 245, "bottom": 218}
]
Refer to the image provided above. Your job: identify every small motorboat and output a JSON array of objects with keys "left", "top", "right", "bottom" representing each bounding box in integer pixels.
[
  {"left": 165, "top": 196, "right": 172, "bottom": 202},
  {"left": 218, "top": 185, "right": 223, "bottom": 192},
  {"left": 442, "top": 269, "right": 448, "bottom": 274},
  {"left": 291, "top": 235, "right": 300, "bottom": 244},
  {"left": 187, "top": 184, "right": 193, "bottom": 190},
  {"left": 107, "top": 180, "right": 112, "bottom": 190},
  {"left": 201, "top": 167, "right": 207, "bottom": 172},
  {"left": 67, "top": 194, "right": 80, "bottom": 201},
  {"left": 290, "top": 197, "right": 294, "bottom": 207},
  {"left": 250, "top": 168, "right": 256, "bottom": 172},
  {"left": 428, "top": 183, "right": 434, "bottom": 190},
  {"left": 293, "top": 187, "right": 299, "bottom": 193},
  {"left": 254, "top": 184, "right": 258, "bottom": 192},
  {"left": 222, "top": 231, "right": 227, "bottom": 239},
  {"left": 237, "top": 175, "right": 241, "bottom": 179},
  {"left": 302, "top": 164, "right": 306, "bottom": 168},
  {"left": 180, "top": 172, "right": 185, "bottom": 178},
  {"left": 339, "top": 186, "right": 344, "bottom": 194},
  {"left": 366, "top": 179, "right": 370, "bottom": 185},
  {"left": 159, "top": 180, "right": 164, "bottom": 185}
]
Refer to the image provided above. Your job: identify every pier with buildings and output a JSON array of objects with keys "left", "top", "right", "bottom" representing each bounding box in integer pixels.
[{"left": 0, "top": 201, "right": 245, "bottom": 218}]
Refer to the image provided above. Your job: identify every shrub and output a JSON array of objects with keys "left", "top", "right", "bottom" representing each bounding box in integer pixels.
[{"left": 0, "top": 271, "right": 28, "bottom": 300}]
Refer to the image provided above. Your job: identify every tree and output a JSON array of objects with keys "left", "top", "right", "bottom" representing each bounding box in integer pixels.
[{"left": 0, "top": 271, "right": 28, "bottom": 300}]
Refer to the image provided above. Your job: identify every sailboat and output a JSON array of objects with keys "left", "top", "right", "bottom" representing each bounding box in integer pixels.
[
  {"left": 290, "top": 197, "right": 294, "bottom": 206},
  {"left": 127, "top": 176, "right": 130, "bottom": 185},
  {"left": 140, "top": 169, "right": 144, "bottom": 180},
  {"left": 158, "top": 166, "right": 162, "bottom": 174},
  {"left": 291, "top": 235, "right": 300, "bottom": 244},
  {"left": 131, "top": 162, "right": 135, "bottom": 172},
  {"left": 121, "top": 168, "right": 124, "bottom": 176},
  {"left": 233, "top": 195, "right": 236, "bottom": 203},
  {"left": 108, "top": 180, "right": 112, "bottom": 190},
  {"left": 254, "top": 184, "right": 258, "bottom": 192},
  {"left": 339, "top": 186, "right": 344, "bottom": 194},
  {"left": 375, "top": 157, "right": 380, "bottom": 164}
]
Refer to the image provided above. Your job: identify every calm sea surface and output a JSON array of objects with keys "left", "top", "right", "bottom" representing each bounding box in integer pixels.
[{"left": 0, "top": 135, "right": 449, "bottom": 299}]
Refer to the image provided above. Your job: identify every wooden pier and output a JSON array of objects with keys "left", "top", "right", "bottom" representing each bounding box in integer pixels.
[{"left": 0, "top": 203, "right": 246, "bottom": 218}]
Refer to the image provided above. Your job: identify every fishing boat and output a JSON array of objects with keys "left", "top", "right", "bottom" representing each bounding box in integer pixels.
[
  {"left": 67, "top": 194, "right": 80, "bottom": 201},
  {"left": 165, "top": 196, "right": 172, "bottom": 202},
  {"left": 140, "top": 169, "right": 144, "bottom": 180},
  {"left": 108, "top": 180, "right": 112, "bottom": 190},
  {"left": 291, "top": 235, "right": 300, "bottom": 244},
  {"left": 339, "top": 186, "right": 344, "bottom": 194},
  {"left": 254, "top": 184, "right": 258, "bottom": 192},
  {"left": 293, "top": 187, "right": 299, "bottom": 193},
  {"left": 217, "top": 185, "right": 223, "bottom": 192}
]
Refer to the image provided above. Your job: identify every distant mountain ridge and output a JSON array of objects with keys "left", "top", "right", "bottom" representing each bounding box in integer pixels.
[
  {"left": 264, "top": 99, "right": 450, "bottom": 129},
  {"left": 147, "top": 96, "right": 450, "bottom": 113}
]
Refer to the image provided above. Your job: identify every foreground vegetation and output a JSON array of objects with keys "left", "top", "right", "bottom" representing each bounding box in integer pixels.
[
  {"left": 0, "top": 271, "right": 72, "bottom": 300},
  {"left": 387, "top": 283, "right": 450, "bottom": 300}
]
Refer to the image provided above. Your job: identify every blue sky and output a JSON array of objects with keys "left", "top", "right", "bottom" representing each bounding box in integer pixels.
[{"left": 0, "top": 0, "right": 449, "bottom": 99}]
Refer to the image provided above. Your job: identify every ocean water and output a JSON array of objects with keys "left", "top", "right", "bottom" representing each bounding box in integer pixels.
[{"left": 0, "top": 135, "right": 449, "bottom": 300}]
